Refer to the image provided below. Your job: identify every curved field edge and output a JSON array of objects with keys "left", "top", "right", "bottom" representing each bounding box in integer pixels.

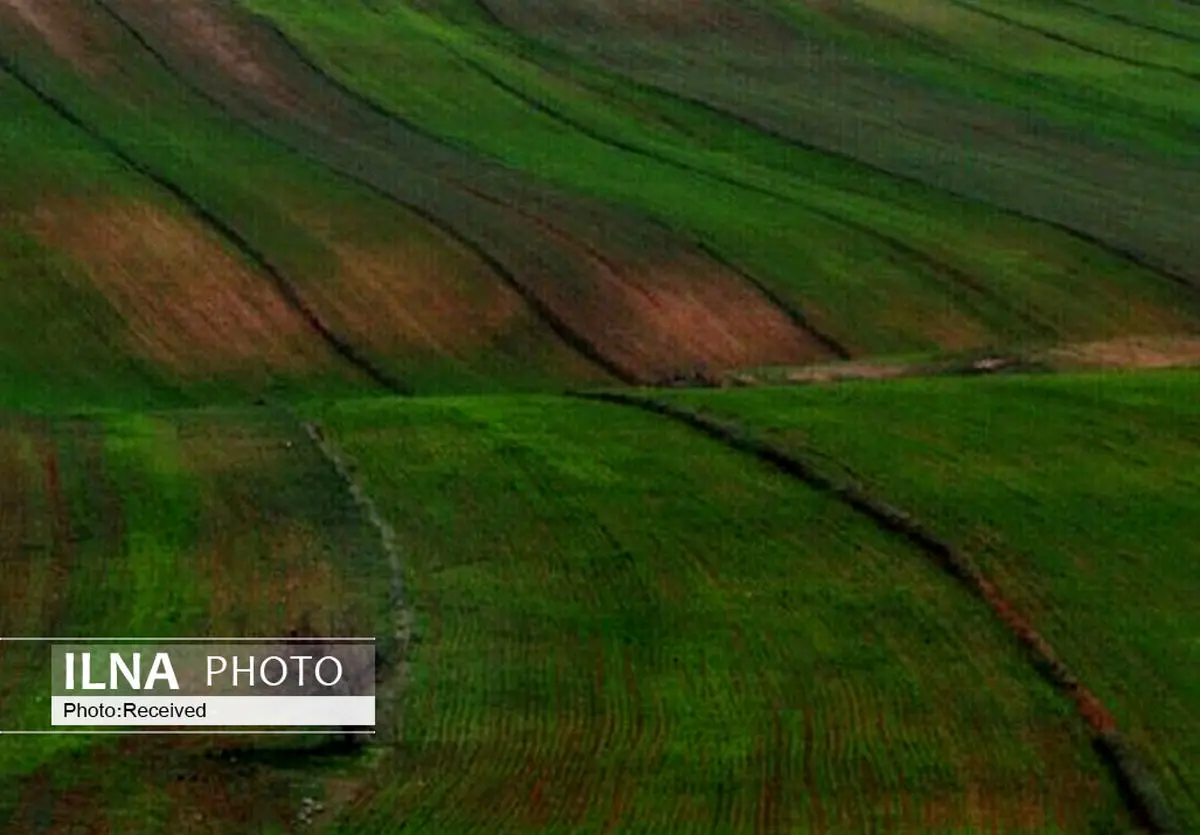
[
  {"left": 659, "top": 369, "right": 1200, "bottom": 831},
  {"left": 5, "top": 0, "right": 835, "bottom": 387},
  {"left": 291, "top": 393, "right": 1124, "bottom": 833}
]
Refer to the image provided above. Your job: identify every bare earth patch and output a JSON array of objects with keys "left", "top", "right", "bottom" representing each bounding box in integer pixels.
[
  {"left": 110, "top": 0, "right": 308, "bottom": 115},
  {"left": 26, "top": 198, "right": 338, "bottom": 378},
  {"left": 1047, "top": 335, "right": 1200, "bottom": 370},
  {"left": 314, "top": 240, "right": 525, "bottom": 359},
  {"left": 780, "top": 361, "right": 913, "bottom": 384},
  {"left": 581, "top": 256, "right": 834, "bottom": 379}
]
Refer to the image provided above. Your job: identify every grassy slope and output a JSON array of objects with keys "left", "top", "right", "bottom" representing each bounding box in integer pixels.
[
  {"left": 234, "top": 0, "right": 1200, "bottom": 358},
  {"left": 1, "top": 1, "right": 1198, "bottom": 833},
  {"left": 300, "top": 394, "right": 1121, "bottom": 833},
  {"left": 0, "top": 407, "right": 393, "bottom": 833},
  {"left": 663, "top": 369, "right": 1200, "bottom": 830},
  {"left": 472, "top": 0, "right": 1200, "bottom": 282},
  {"left": 0, "top": 6, "right": 609, "bottom": 403}
]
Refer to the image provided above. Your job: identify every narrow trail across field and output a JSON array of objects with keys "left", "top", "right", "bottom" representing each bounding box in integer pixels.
[
  {"left": 570, "top": 391, "right": 1181, "bottom": 833},
  {"left": 298, "top": 417, "right": 411, "bottom": 698}
]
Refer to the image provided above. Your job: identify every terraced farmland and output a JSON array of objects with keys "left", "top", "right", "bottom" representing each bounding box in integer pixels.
[{"left": 2, "top": 0, "right": 1199, "bottom": 832}]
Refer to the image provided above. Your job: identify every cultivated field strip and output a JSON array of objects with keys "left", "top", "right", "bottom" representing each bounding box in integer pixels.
[
  {"left": 82, "top": 0, "right": 640, "bottom": 387},
  {"left": 0, "top": 56, "right": 408, "bottom": 396},
  {"left": 4, "top": 0, "right": 1198, "bottom": 386},
  {"left": 238, "top": 0, "right": 1200, "bottom": 354},
  {"left": 81, "top": 0, "right": 831, "bottom": 383},
  {"left": 663, "top": 371, "right": 1200, "bottom": 831},
  {"left": 476, "top": 0, "right": 1200, "bottom": 285},
  {"left": 0, "top": 409, "right": 395, "bottom": 833},
  {"left": 0, "top": 7, "right": 618, "bottom": 397},
  {"left": 305, "top": 395, "right": 1120, "bottom": 833}
]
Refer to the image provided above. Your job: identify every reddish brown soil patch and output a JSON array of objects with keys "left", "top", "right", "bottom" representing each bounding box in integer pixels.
[
  {"left": 311, "top": 240, "right": 525, "bottom": 359},
  {"left": 0, "top": 0, "right": 109, "bottom": 74},
  {"left": 139, "top": 0, "right": 307, "bottom": 115},
  {"left": 1047, "top": 335, "right": 1200, "bottom": 370},
  {"left": 454, "top": 178, "right": 831, "bottom": 379},
  {"left": 26, "top": 199, "right": 338, "bottom": 378},
  {"left": 579, "top": 256, "right": 834, "bottom": 379}
]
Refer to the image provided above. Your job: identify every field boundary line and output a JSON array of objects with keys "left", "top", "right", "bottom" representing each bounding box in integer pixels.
[
  {"left": 947, "top": 0, "right": 1200, "bottom": 82},
  {"left": 568, "top": 389, "right": 1181, "bottom": 833},
  {"left": 0, "top": 56, "right": 408, "bottom": 396}
]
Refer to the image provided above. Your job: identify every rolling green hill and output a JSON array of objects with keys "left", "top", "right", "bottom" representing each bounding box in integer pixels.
[{"left": 1, "top": 0, "right": 1198, "bottom": 832}]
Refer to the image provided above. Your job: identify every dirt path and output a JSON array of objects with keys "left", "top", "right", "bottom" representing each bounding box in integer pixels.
[{"left": 718, "top": 334, "right": 1200, "bottom": 389}]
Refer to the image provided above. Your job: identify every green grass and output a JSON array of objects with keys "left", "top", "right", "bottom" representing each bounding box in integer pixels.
[
  {"left": 296, "top": 393, "right": 1121, "bottom": 833},
  {"left": 233, "top": 0, "right": 1200, "bottom": 356},
  {"left": 0, "top": 407, "right": 392, "bottom": 831},
  {"left": 664, "top": 368, "right": 1200, "bottom": 830},
  {"left": 2, "top": 1, "right": 1200, "bottom": 831}
]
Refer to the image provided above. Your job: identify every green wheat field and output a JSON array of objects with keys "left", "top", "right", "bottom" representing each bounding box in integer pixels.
[{"left": 0, "top": 1, "right": 1197, "bottom": 832}]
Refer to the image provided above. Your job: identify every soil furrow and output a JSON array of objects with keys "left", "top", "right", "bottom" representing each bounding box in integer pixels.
[
  {"left": 87, "top": 0, "right": 636, "bottom": 386},
  {"left": 568, "top": 390, "right": 1181, "bottom": 834},
  {"left": 449, "top": 37, "right": 1036, "bottom": 332},
  {"left": 472, "top": 0, "right": 1200, "bottom": 294},
  {"left": 0, "top": 57, "right": 405, "bottom": 395},
  {"left": 947, "top": 0, "right": 1200, "bottom": 82},
  {"left": 1045, "top": 0, "right": 1200, "bottom": 45}
]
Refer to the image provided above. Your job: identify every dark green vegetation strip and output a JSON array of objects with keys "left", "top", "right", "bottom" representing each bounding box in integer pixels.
[
  {"left": 569, "top": 388, "right": 1181, "bottom": 833},
  {"left": 235, "top": 0, "right": 1200, "bottom": 358},
  {"left": 0, "top": 58, "right": 407, "bottom": 397},
  {"left": 468, "top": 0, "right": 1200, "bottom": 285}
]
